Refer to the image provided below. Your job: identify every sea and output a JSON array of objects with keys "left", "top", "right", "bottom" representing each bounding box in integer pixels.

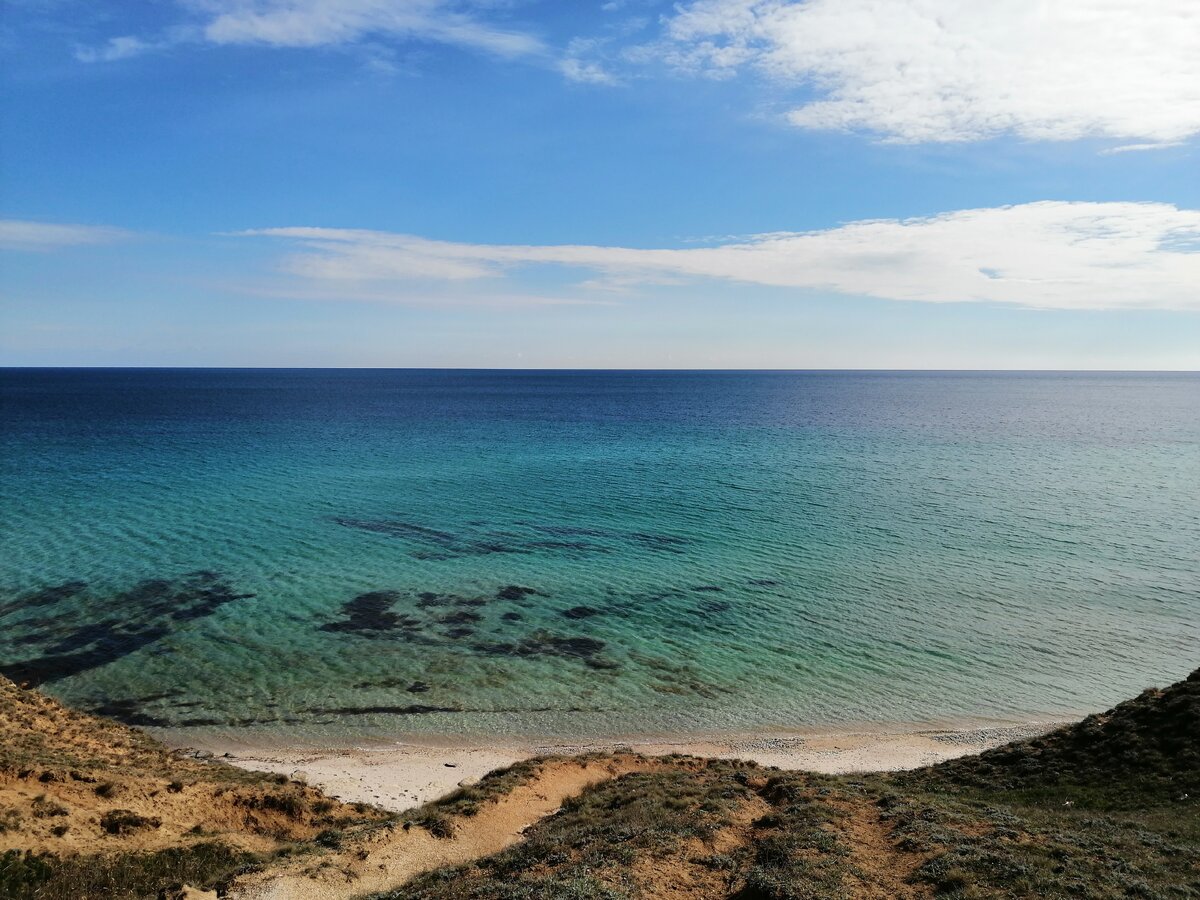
[{"left": 1, "top": 369, "right": 1196, "bottom": 743}]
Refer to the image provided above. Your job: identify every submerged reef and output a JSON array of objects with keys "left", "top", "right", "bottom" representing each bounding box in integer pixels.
[
  {"left": 333, "top": 516, "right": 694, "bottom": 559},
  {"left": 0, "top": 573, "right": 254, "bottom": 686},
  {"left": 316, "top": 584, "right": 621, "bottom": 673},
  {"left": 470, "top": 632, "right": 617, "bottom": 671},
  {"left": 0, "top": 569, "right": 753, "bottom": 730}
]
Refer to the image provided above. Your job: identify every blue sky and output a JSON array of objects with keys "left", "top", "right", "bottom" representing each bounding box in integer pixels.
[{"left": 2, "top": 0, "right": 1198, "bottom": 368}]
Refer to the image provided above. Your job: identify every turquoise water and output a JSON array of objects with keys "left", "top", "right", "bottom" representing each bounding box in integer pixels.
[{"left": 1, "top": 370, "right": 1197, "bottom": 742}]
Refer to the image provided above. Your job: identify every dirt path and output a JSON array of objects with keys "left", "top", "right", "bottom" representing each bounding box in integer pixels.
[
  {"left": 229, "top": 755, "right": 652, "bottom": 900},
  {"left": 830, "top": 798, "right": 931, "bottom": 899}
]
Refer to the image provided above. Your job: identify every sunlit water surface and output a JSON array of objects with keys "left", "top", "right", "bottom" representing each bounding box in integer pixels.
[{"left": 1, "top": 370, "right": 1196, "bottom": 743}]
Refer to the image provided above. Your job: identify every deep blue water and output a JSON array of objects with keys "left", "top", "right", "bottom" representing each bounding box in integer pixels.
[{"left": 1, "top": 369, "right": 1197, "bottom": 741}]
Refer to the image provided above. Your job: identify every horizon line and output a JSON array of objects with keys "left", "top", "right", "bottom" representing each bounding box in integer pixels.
[{"left": 2, "top": 366, "right": 1197, "bottom": 374}]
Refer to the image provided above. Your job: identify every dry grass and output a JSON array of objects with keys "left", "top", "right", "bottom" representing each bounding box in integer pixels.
[
  {"left": 377, "top": 669, "right": 1199, "bottom": 900},
  {"left": 3, "top": 669, "right": 1197, "bottom": 900},
  {"left": 0, "top": 675, "right": 388, "bottom": 898}
]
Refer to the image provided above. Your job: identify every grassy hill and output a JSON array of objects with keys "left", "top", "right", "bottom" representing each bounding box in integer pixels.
[
  {"left": 1, "top": 669, "right": 1196, "bottom": 899},
  {"left": 0, "top": 676, "right": 389, "bottom": 898},
  {"left": 387, "top": 669, "right": 1199, "bottom": 900}
]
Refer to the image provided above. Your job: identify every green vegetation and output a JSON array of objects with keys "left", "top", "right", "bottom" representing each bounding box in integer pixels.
[
  {"left": 98, "top": 809, "right": 162, "bottom": 835},
  {"left": 29, "top": 796, "right": 67, "bottom": 819},
  {"left": 737, "top": 773, "right": 856, "bottom": 900},
  {"left": 403, "top": 756, "right": 550, "bottom": 826},
  {"left": 882, "top": 669, "right": 1200, "bottom": 898},
  {"left": 0, "top": 678, "right": 290, "bottom": 792},
  {"left": 401, "top": 752, "right": 635, "bottom": 833},
  {"left": 3, "top": 670, "right": 1195, "bottom": 899},
  {"left": 0, "top": 674, "right": 390, "bottom": 899},
  {"left": 903, "top": 671, "right": 1199, "bottom": 806},
  {"left": 0, "top": 843, "right": 259, "bottom": 900},
  {"left": 391, "top": 760, "right": 761, "bottom": 899},
  {"left": 378, "top": 669, "right": 1198, "bottom": 899},
  {"left": 0, "top": 807, "right": 22, "bottom": 834},
  {"left": 899, "top": 791, "right": 1198, "bottom": 899}
]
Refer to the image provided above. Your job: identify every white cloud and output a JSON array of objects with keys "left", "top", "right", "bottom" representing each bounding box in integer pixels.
[
  {"left": 0, "top": 219, "right": 132, "bottom": 251},
  {"left": 240, "top": 202, "right": 1200, "bottom": 311},
  {"left": 251, "top": 229, "right": 504, "bottom": 281},
  {"left": 76, "top": 0, "right": 544, "bottom": 62},
  {"left": 1101, "top": 142, "right": 1186, "bottom": 156},
  {"left": 658, "top": 0, "right": 1200, "bottom": 144},
  {"left": 560, "top": 57, "right": 616, "bottom": 84},
  {"left": 559, "top": 37, "right": 618, "bottom": 84},
  {"left": 199, "top": 0, "right": 542, "bottom": 57},
  {"left": 73, "top": 35, "right": 157, "bottom": 63}
]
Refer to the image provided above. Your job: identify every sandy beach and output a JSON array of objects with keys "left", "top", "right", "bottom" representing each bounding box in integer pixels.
[{"left": 177, "top": 721, "right": 1060, "bottom": 811}]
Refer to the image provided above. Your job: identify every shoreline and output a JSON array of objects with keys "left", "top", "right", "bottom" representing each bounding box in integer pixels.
[{"left": 170, "top": 719, "right": 1064, "bottom": 811}]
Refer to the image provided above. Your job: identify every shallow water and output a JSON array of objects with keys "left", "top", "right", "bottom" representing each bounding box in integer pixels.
[{"left": 1, "top": 369, "right": 1197, "bottom": 741}]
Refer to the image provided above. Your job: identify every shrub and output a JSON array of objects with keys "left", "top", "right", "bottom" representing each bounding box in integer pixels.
[
  {"left": 32, "top": 796, "right": 68, "bottom": 818},
  {"left": 0, "top": 808, "right": 21, "bottom": 834},
  {"left": 0, "top": 843, "right": 256, "bottom": 900},
  {"left": 99, "top": 809, "right": 161, "bottom": 835},
  {"left": 315, "top": 828, "right": 343, "bottom": 849}
]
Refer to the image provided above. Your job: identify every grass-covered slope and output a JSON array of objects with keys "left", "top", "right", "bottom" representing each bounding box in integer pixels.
[
  {"left": 906, "top": 668, "right": 1199, "bottom": 801},
  {"left": 0, "top": 675, "right": 388, "bottom": 899},
  {"left": 385, "top": 669, "right": 1200, "bottom": 900},
  {"left": 2, "top": 669, "right": 1196, "bottom": 899},
  {"left": 883, "top": 668, "right": 1200, "bottom": 898},
  {"left": 392, "top": 761, "right": 899, "bottom": 900}
]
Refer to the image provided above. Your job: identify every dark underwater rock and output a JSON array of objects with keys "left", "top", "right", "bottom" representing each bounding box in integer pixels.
[
  {"left": 496, "top": 585, "right": 543, "bottom": 602},
  {"left": 311, "top": 704, "right": 461, "bottom": 716},
  {"left": 0, "top": 580, "right": 88, "bottom": 619},
  {"left": 0, "top": 573, "right": 254, "bottom": 686},
  {"left": 438, "top": 610, "right": 482, "bottom": 626},
  {"left": 470, "top": 630, "right": 616, "bottom": 671},
  {"left": 319, "top": 590, "right": 406, "bottom": 635}
]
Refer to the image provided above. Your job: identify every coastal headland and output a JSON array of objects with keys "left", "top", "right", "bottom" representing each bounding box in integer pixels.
[{"left": 2, "top": 669, "right": 1195, "bottom": 899}]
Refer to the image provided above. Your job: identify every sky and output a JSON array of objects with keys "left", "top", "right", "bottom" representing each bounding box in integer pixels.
[{"left": 2, "top": 0, "right": 1199, "bottom": 368}]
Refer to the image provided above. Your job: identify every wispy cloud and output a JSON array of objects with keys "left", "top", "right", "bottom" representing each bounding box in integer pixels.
[
  {"left": 197, "top": 0, "right": 543, "bottom": 57},
  {"left": 0, "top": 219, "right": 132, "bottom": 251},
  {"left": 1101, "top": 142, "right": 1187, "bottom": 156},
  {"left": 655, "top": 0, "right": 1200, "bottom": 145},
  {"left": 73, "top": 35, "right": 159, "bottom": 63},
  {"left": 76, "top": 0, "right": 544, "bottom": 63},
  {"left": 559, "top": 38, "right": 619, "bottom": 85},
  {"left": 229, "top": 279, "right": 606, "bottom": 308},
  {"left": 239, "top": 202, "right": 1200, "bottom": 311}
]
